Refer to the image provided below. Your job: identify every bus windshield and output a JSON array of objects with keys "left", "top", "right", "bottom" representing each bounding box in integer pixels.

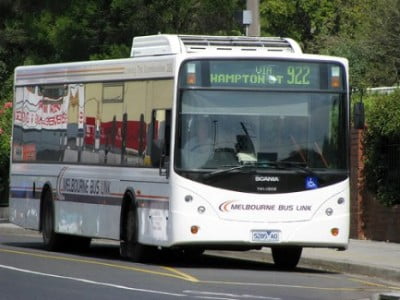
[{"left": 174, "top": 59, "right": 348, "bottom": 192}]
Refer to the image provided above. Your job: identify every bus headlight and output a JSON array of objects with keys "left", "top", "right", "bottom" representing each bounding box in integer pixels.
[
  {"left": 185, "top": 195, "right": 193, "bottom": 202},
  {"left": 337, "top": 197, "right": 345, "bottom": 205},
  {"left": 197, "top": 206, "right": 206, "bottom": 214},
  {"left": 338, "top": 197, "right": 345, "bottom": 204},
  {"left": 325, "top": 207, "right": 334, "bottom": 216}
]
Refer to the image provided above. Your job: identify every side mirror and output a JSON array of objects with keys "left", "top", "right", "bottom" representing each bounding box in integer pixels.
[
  {"left": 353, "top": 102, "right": 365, "bottom": 129},
  {"left": 159, "top": 154, "right": 169, "bottom": 178}
]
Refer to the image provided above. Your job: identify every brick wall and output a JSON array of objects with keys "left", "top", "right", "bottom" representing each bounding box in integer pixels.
[
  {"left": 350, "top": 129, "right": 400, "bottom": 242},
  {"left": 361, "top": 192, "right": 400, "bottom": 242},
  {"left": 350, "top": 129, "right": 365, "bottom": 239}
]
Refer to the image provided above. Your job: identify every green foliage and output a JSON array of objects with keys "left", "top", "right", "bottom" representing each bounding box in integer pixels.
[
  {"left": 316, "top": 0, "right": 399, "bottom": 87},
  {"left": 363, "top": 90, "right": 400, "bottom": 206},
  {"left": 90, "top": 44, "right": 131, "bottom": 60},
  {"left": 260, "top": 0, "right": 400, "bottom": 89},
  {"left": 260, "top": 0, "right": 339, "bottom": 50},
  {"left": 0, "top": 99, "right": 12, "bottom": 205},
  {"left": 1, "top": 0, "right": 400, "bottom": 206},
  {"left": 0, "top": 102, "right": 12, "bottom": 158},
  {"left": 1, "top": 0, "right": 399, "bottom": 91},
  {"left": 0, "top": 0, "right": 244, "bottom": 204}
]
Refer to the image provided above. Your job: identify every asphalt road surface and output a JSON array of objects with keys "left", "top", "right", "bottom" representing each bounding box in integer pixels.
[{"left": 0, "top": 225, "right": 395, "bottom": 300}]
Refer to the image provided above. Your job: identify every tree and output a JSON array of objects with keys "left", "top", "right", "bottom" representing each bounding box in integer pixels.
[
  {"left": 259, "top": 0, "right": 400, "bottom": 89},
  {"left": 260, "top": 0, "right": 340, "bottom": 51},
  {"left": 314, "top": 0, "right": 399, "bottom": 88},
  {"left": 0, "top": 100, "right": 12, "bottom": 205},
  {"left": 0, "top": 0, "right": 245, "bottom": 205},
  {"left": 1, "top": 0, "right": 400, "bottom": 206},
  {"left": 366, "top": 0, "right": 400, "bottom": 85}
]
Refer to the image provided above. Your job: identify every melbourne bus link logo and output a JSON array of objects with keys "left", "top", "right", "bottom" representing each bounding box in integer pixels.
[{"left": 219, "top": 200, "right": 276, "bottom": 212}]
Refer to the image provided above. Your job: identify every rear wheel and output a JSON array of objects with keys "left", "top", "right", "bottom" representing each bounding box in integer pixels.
[
  {"left": 271, "top": 246, "right": 302, "bottom": 270},
  {"left": 42, "top": 190, "right": 91, "bottom": 252},
  {"left": 42, "top": 190, "right": 64, "bottom": 251}
]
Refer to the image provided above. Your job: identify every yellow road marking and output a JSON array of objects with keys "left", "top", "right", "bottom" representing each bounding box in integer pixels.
[
  {"left": 1, "top": 247, "right": 397, "bottom": 291},
  {"left": 0, "top": 248, "right": 198, "bottom": 282},
  {"left": 346, "top": 275, "right": 400, "bottom": 290},
  {"left": 162, "top": 266, "right": 199, "bottom": 283}
]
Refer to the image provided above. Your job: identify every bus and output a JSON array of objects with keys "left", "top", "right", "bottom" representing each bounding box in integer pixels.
[{"left": 10, "top": 34, "right": 350, "bottom": 268}]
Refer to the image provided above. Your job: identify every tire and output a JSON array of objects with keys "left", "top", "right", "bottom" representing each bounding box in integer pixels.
[
  {"left": 271, "top": 246, "right": 302, "bottom": 270},
  {"left": 65, "top": 235, "right": 92, "bottom": 252},
  {"left": 42, "top": 190, "right": 64, "bottom": 251},
  {"left": 120, "top": 200, "right": 152, "bottom": 262},
  {"left": 183, "top": 248, "right": 205, "bottom": 257}
]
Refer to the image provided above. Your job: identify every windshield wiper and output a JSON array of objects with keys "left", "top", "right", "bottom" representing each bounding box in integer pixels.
[
  {"left": 202, "top": 161, "right": 318, "bottom": 180},
  {"left": 202, "top": 164, "right": 255, "bottom": 180},
  {"left": 270, "top": 161, "right": 318, "bottom": 177}
]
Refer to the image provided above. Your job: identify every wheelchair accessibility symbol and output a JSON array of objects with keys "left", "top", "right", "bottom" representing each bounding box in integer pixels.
[{"left": 305, "top": 176, "right": 319, "bottom": 189}]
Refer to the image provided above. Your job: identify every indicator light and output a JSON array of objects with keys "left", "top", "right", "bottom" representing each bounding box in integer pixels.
[
  {"left": 187, "top": 73, "right": 196, "bottom": 85},
  {"left": 331, "top": 228, "right": 339, "bottom": 236},
  {"left": 331, "top": 77, "right": 340, "bottom": 88},
  {"left": 187, "top": 63, "right": 196, "bottom": 85},
  {"left": 331, "top": 66, "right": 341, "bottom": 88},
  {"left": 191, "top": 225, "right": 199, "bottom": 234}
]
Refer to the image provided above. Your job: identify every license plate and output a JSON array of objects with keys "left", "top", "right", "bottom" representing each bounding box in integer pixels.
[{"left": 251, "top": 230, "right": 281, "bottom": 242}]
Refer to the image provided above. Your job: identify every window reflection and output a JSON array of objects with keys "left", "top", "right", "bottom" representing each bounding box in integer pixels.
[
  {"left": 13, "top": 82, "right": 151, "bottom": 167},
  {"left": 176, "top": 90, "right": 346, "bottom": 170}
]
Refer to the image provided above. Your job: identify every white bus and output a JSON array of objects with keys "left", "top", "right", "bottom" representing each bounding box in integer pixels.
[{"left": 10, "top": 34, "right": 350, "bottom": 268}]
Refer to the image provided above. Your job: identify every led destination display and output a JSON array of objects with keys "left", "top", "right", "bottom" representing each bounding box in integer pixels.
[
  {"left": 210, "top": 62, "right": 317, "bottom": 88},
  {"left": 183, "top": 60, "right": 344, "bottom": 90}
]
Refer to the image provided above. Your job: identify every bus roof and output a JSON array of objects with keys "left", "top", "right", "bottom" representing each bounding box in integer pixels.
[
  {"left": 130, "top": 34, "right": 303, "bottom": 57},
  {"left": 14, "top": 35, "right": 349, "bottom": 86}
]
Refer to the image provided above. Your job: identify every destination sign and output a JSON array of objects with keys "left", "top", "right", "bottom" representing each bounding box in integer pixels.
[
  {"left": 181, "top": 60, "right": 344, "bottom": 90},
  {"left": 211, "top": 63, "right": 315, "bottom": 86}
]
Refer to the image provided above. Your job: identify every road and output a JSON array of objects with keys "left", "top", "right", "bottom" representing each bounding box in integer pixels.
[{"left": 0, "top": 225, "right": 395, "bottom": 300}]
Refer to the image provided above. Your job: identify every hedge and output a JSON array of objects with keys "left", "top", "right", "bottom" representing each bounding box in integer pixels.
[{"left": 363, "top": 89, "right": 400, "bottom": 206}]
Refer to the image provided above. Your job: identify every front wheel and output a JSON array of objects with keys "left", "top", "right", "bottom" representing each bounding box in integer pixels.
[
  {"left": 271, "top": 246, "right": 302, "bottom": 270},
  {"left": 183, "top": 248, "right": 205, "bottom": 257},
  {"left": 120, "top": 201, "right": 153, "bottom": 262}
]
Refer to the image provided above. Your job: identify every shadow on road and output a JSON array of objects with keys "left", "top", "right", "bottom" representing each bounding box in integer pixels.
[{"left": 4, "top": 238, "right": 334, "bottom": 275}]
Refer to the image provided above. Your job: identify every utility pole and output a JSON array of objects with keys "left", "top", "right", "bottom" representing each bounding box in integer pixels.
[{"left": 246, "top": 0, "right": 260, "bottom": 36}]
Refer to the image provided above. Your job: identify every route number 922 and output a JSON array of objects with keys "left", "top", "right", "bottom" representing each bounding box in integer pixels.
[{"left": 287, "top": 66, "right": 310, "bottom": 85}]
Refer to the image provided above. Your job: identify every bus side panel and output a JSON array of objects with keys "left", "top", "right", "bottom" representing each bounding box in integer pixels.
[
  {"left": 136, "top": 192, "right": 170, "bottom": 246},
  {"left": 9, "top": 163, "right": 59, "bottom": 231},
  {"left": 9, "top": 188, "right": 40, "bottom": 230},
  {"left": 54, "top": 201, "right": 121, "bottom": 240},
  {"left": 11, "top": 59, "right": 175, "bottom": 245},
  {"left": 56, "top": 166, "right": 170, "bottom": 243}
]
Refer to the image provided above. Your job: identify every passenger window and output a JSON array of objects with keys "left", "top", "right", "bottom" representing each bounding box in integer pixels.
[{"left": 149, "top": 109, "right": 171, "bottom": 168}]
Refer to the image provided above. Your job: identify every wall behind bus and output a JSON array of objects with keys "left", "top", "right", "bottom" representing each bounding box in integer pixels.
[{"left": 350, "top": 129, "right": 400, "bottom": 243}]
